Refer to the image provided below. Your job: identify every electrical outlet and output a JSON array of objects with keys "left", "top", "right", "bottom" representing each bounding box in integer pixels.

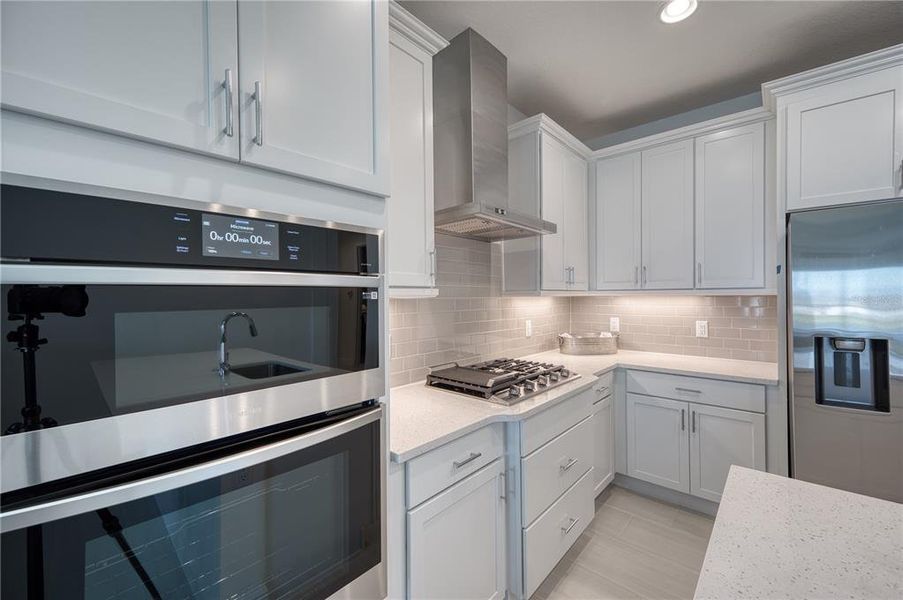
[
  {"left": 696, "top": 320, "right": 709, "bottom": 338},
  {"left": 609, "top": 316, "right": 620, "bottom": 333},
  {"left": 525, "top": 319, "right": 533, "bottom": 338}
]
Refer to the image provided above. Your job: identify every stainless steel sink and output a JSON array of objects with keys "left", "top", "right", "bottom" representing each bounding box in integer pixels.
[{"left": 230, "top": 362, "right": 306, "bottom": 379}]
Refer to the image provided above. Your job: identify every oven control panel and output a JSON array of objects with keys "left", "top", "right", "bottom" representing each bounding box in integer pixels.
[{"left": 0, "top": 185, "right": 379, "bottom": 275}]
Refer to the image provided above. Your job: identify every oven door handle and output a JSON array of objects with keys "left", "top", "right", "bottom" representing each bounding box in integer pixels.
[
  {"left": 0, "top": 407, "right": 382, "bottom": 534},
  {"left": 0, "top": 263, "right": 380, "bottom": 288}
]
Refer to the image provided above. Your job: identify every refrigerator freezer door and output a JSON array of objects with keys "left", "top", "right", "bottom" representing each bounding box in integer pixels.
[{"left": 789, "top": 200, "right": 903, "bottom": 502}]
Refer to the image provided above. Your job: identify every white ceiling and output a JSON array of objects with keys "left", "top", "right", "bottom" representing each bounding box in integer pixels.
[{"left": 402, "top": 0, "right": 903, "bottom": 143}]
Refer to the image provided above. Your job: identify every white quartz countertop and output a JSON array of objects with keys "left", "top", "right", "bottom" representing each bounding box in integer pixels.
[
  {"left": 694, "top": 466, "right": 903, "bottom": 600},
  {"left": 389, "top": 349, "right": 777, "bottom": 463}
]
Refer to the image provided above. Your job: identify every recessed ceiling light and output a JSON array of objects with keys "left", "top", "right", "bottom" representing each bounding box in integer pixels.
[{"left": 660, "top": 0, "right": 698, "bottom": 24}]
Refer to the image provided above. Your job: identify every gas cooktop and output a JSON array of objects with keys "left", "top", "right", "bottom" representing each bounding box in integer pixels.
[{"left": 426, "top": 358, "right": 579, "bottom": 405}]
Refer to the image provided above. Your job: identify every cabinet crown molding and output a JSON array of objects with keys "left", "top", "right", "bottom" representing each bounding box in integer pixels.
[
  {"left": 389, "top": 1, "right": 448, "bottom": 55},
  {"left": 761, "top": 43, "right": 903, "bottom": 111},
  {"left": 509, "top": 113, "right": 592, "bottom": 158},
  {"left": 589, "top": 107, "right": 773, "bottom": 160}
]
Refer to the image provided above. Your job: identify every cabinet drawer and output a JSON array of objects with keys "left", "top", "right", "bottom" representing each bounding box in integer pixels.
[
  {"left": 521, "top": 387, "right": 594, "bottom": 456},
  {"left": 626, "top": 370, "right": 765, "bottom": 413},
  {"left": 522, "top": 416, "right": 593, "bottom": 526},
  {"left": 592, "top": 371, "right": 613, "bottom": 400},
  {"left": 523, "top": 469, "right": 593, "bottom": 599},
  {"left": 406, "top": 424, "right": 504, "bottom": 507}
]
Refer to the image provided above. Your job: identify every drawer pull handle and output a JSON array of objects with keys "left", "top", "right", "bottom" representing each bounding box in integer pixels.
[
  {"left": 675, "top": 387, "right": 702, "bottom": 394},
  {"left": 453, "top": 452, "right": 482, "bottom": 469},
  {"left": 561, "top": 516, "right": 580, "bottom": 535},
  {"left": 595, "top": 386, "right": 610, "bottom": 396},
  {"left": 560, "top": 458, "right": 579, "bottom": 473}
]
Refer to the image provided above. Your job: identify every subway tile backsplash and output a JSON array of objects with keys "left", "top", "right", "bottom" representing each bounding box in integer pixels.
[
  {"left": 389, "top": 236, "right": 778, "bottom": 386},
  {"left": 569, "top": 295, "right": 778, "bottom": 363}
]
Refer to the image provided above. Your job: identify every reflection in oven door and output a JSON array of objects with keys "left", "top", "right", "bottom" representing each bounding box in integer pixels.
[{"left": 1, "top": 407, "right": 384, "bottom": 600}]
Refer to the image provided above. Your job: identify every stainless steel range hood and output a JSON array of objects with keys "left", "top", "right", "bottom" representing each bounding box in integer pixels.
[{"left": 433, "top": 28, "right": 557, "bottom": 241}]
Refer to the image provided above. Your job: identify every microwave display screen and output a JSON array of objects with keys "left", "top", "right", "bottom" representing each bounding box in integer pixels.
[{"left": 202, "top": 213, "right": 279, "bottom": 261}]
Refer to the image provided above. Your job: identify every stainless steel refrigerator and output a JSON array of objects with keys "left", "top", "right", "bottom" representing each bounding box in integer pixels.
[{"left": 788, "top": 199, "right": 902, "bottom": 503}]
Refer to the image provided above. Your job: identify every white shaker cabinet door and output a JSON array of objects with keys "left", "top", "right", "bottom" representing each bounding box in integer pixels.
[
  {"left": 387, "top": 32, "right": 436, "bottom": 290},
  {"left": 540, "top": 133, "right": 568, "bottom": 291},
  {"left": 407, "top": 460, "right": 506, "bottom": 600},
  {"left": 593, "top": 395, "right": 615, "bottom": 495},
  {"left": 0, "top": 0, "right": 239, "bottom": 159},
  {"left": 641, "top": 139, "right": 695, "bottom": 290},
  {"left": 626, "top": 393, "right": 690, "bottom": 493},
  {"left": 689, "top": 403, "right": 765, "bottom": 503},
  {"left": 238, "top": 0, "right": 389, "bottom": 195},
  {"left": 563, "top": 147, "right": 589, "bottom": 290},
  {"left": 695, "top": 122, "right": 766, "bottom": 289},
  {"left": 594, "top": 153, "right": 642, "bottom": 290},
  {"left": 786, "top": 66, "right": 903, "bottom": 210}
]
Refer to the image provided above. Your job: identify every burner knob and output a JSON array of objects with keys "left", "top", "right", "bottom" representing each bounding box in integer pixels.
[
  {"left": 524, "top": 379, "right": 537, "bottom": 392},
  {"left": 561, "top": 368, "right": 571, "bottom": 378},
  {"left": 508, "top": 385, "right": 523, "bottom": 398},
  {"left": 549, "top": 372, "right": 560, "bottom": 383},
  {"left": 537, "top": 375, "right": 550, "bottom": 387}
]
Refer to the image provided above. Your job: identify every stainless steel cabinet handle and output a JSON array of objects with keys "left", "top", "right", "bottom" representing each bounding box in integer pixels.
[
  {"left": 642, "top": 265, "right": 647, "bottom": 286},
  {"left": 692, "top": 410, "right": 697, "bottom": 434},
  {"left": 222, "top": 68, "right": 234, "bottom": 137},
  {"left": 634, "top": 265, "right": 639, "bottom": 286},
  {"left": 453, "top": 452, "right": 482, "bottom": 469},
  {"left": 675, "top": 387, "right": 702, "bottom": 394},
  {"left": 561, "top": 516, "right": 580, "bottom": 535},
  {"left": 251, "top": 80, "right": 264, "bottom": 146},
  {"left": 595, "top": 386, "right": 609, "bottom": 396},
  {"left": 429, "top": 249, "right": 436, "bottom": 285},
  {"left": 499, "top": 472, "right": 507, "bottom": 500},
  {"left": 681, "top": 408, "right": 685, "bottom": 431},
  {"left": 697, "top": 262, "right": 702, "bottom": 285},
  {"left": 560, "top": 457, "right": 579, "bottom": 472}
]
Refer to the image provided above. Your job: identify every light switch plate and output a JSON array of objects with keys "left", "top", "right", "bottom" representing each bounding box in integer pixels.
[
  {"left": 610, "top": 317, "right": 620, "bottom": 333},
  {"left": 525, "top": 319, "right": 533, "bottom": 338},
  {"left": 696, "top": 320, "right": 709, "bottom": 338}
]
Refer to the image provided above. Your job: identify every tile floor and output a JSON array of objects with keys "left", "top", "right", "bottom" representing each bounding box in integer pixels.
[{"left": 531, "top": 486, "right": 715, "bottom": 600}]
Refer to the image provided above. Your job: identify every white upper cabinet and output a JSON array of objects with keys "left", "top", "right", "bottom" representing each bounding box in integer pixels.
[
  {"left": 238, "top": 0, "right": 389, "bottom": 195},
  {"left": 539, "top": 131, "right": 588, "bottom": 291},
  {"left": 386, "top": 7, "right": 445, "bottom": 294},
  {"left": 785, "top": 66, "right": 903, "bottom": 210},
  {"left": 764, "top": 45, "right": 903, "bottom": 211},
  {"left": 0, "top": 0, "right": 240, "bottom": 159},
  {"left": 695, "top": 122, "right": 766, "bottom": 289},
  {"left": 594, "top": 152, "right": 642, "bottom": 290},
  {"left": 641, "top": 139, "right": 695, "bottom": 289}
]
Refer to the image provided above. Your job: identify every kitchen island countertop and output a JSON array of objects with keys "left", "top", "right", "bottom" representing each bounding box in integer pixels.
[{"left": 694, "top": 466, "right": 903, "bottom": 600}]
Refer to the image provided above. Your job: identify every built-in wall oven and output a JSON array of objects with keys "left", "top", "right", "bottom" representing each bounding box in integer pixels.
[{"left": 0, "top": 183, "right": 386, "bottom": 599}]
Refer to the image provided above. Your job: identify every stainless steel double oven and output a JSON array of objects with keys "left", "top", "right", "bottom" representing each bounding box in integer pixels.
[{"left": 0, "top": 183, "right": 386, "bottom": 599}]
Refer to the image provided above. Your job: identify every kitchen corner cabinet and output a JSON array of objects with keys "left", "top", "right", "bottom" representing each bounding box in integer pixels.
[
  {"left": 407, "top": 459, "right": 507, "bottom": 600},
  {"left": 503, "top": 115, "right": 589, "bottom": 294},
  {"left": 238, "top": 0, "right": 389, "bottom": 195},
  {"left": 641, "top": 139, "right": 695, "bottom": 289},
  {"left": 0, "top": 0, "right": 240, "bottom": 159},
  {"left": 695, "top": 122, "right": 765, "bottom": 288},
  {"left": 626, "top": 393, "right": 691, "bottom": 493},
  {"left": 540, "top": 132, "right": 589, "bottom": 290},
  {"left": 1, "top": 0, "right": 390, "bottom": 196},
  {"left": 387, "top": 7, "right": 445, "bottom": 294}
]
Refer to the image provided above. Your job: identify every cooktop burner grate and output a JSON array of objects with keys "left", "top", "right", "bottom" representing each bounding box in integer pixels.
[{"left": 426, "top": 358, "right": 578, "bottom": 405}]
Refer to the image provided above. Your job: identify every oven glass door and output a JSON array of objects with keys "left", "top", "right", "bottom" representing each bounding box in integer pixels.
[
  {"left": 1, "top": 282, "right": 379, "bottom": 434},
  {"left": 1, "top": 410, "right": 382, "bottom": 600}
]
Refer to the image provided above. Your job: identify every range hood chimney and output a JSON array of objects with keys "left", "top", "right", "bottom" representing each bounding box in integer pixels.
[{"left": 433, "top": 28, "right": 557, "bottom": 241}]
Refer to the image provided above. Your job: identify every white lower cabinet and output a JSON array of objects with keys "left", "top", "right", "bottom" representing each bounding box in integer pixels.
[
  {"left": 626, "top": 373, "right": 767, "bottom": 503},
  {"left": 592, "top": 393, "right": 615, "bottom": 495},
  {"left": 407, "top": 459, "right": 507, "bottom": 600},
  {"left": 523, "top": 470, "right": 593, "bottom": 598},
  {"left": 689, "top": 403, "right": 766, "bottom": 502},
  {"left": 626, "top": 393, "right": 691, "bottom": 493}
]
